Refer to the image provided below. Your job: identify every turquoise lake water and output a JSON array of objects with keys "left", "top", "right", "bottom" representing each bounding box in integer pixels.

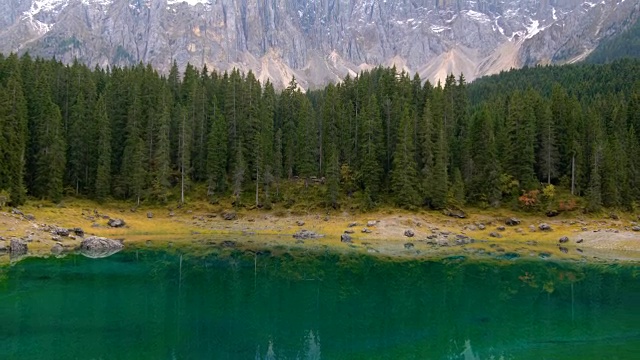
[{"left": 0, "top": 249, "right": 638, "bottom": 359}]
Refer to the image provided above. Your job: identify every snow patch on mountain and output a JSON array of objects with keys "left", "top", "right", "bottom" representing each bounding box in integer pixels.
[{"left": 167, "top": 0, "right": 210, "bottom": 6}]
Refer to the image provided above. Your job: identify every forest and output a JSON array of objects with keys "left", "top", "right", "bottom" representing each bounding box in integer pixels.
[{"left": 0, "top": 53, "right": 639, "bottom": 213}]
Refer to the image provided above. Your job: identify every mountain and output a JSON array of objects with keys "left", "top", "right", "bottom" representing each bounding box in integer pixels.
[
  {"left": 586, "top": 15, "right": 640, "bottom": 63},
  {"left": 0, "top": 0, "right": 638, "bottom": 88}
]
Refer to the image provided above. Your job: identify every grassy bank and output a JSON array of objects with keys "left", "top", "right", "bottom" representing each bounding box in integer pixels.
[{"left": 1, "top": 195, "right": 639, "bottom": 266}]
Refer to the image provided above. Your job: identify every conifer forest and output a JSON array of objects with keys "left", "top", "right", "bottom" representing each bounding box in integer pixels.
[{"left": 0, "top": 53, "right": 639, "bottom": 212}]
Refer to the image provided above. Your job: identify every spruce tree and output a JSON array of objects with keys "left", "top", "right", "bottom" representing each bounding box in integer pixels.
[
  {"left": 391, "top": 105, "right": 420, "bottom": 208},
  {"left": 94, "top": 94, "right": 111, "bottom": 201},
  {"left": 206, "top": 102, "right": 228, "bottom": 199},
  {"left": 359, "top": 94, "right": 383, "bottom": 201},
  {"left": 0, "top": 66, "right": 28, "bottom": 205}
]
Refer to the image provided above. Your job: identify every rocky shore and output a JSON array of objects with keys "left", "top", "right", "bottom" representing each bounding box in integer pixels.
[{"left": 1, "top": 204, "right": 639, "bottom": 263}]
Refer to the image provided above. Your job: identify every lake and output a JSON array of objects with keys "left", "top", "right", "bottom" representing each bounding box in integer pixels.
[{"left": 0, "top": 248, "right": 638, "bottom": 359}]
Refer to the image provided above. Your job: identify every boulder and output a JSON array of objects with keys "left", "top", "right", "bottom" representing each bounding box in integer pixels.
[
  {"left": 559, "top": 246, "right": 569, "bottom": 254},
  {"left": 546, "top": 210, "right": 559, "bottom": 217},
  {"left": 539, "top": 223, "right": 552, "bottom": 231},
  {"left": 344, "top": 229, "right": 355, "bottom": 234},
  {"left": 221, "top": 240, "right": 237, "bottom": 248},
  {"left": 404, "top": 242, "right": 414, "bottom": 249},
  {"left": 55, "top": 228, "right": 70, "bottom": 237},
  {"left": 632, "top": 226, "right": 640, "bottom": 232},
  {"left": 497, "top": 226, "right": 506, "bottom": 231},
  {"left": 296, "top": 220, "right": 305, "bottom": 226},
  {"left": 443, "top": 208, "right": 466, "bottom": 219},
  {"left": 348, "top": 222, "right": 357, "bottom": 228},
  {"left": 10, "top": 239, "right": 28, "bottom": 255},
  {"left": 107, "top": 218, "right": 126, "bottom": 228},
  {"left": 505, "top": 217, "right": 521, "bottom": 226},
  {"left": 147, "top": 212, "right": 153, "bottom": 219},
  {"left": 293, "top": 230, "right": 324, "bottom": 240},
  {"left": 576, "top": 238, "right": 584, "bottom": 244},
  {"left": 341, "top": 234, "right": 352, "bottom": 243},
  {"left": 222, "top": 212, "right": 237, "bottom": 221},
  {"left": 169, "top": 211, "right": 175, "bottom": 217},
  {"left": 477, "top": 224, "right": 486, "bottom": 230},
  {"left": 11, "top": 208, "right": 23, "bottom": 216},
  {"left": 24, "top": 214, "right": 36, "bottom": 221},
  {"left": 51, "top": 243, "right": 64, "bottom": 254},
  {"left": 404, "top": 229, "right": 415, "bottom": 237},
  {"left": 72, "top": 228, "right": 84, "bottom": 237},
  {"left": 366, "top": 220, "right": 378, "bottom": 227},
  {"left": 361, "top": 228, "right": 372, "bottom": 234},
  {"left": 559, "top": 236, "right": 569, "bottom": 243},
  {"left": 489, "top": 232, "right": 502, "bottom": 238},
  {"left": 79, "top": 236, "right": 124, "bottom": 258}
]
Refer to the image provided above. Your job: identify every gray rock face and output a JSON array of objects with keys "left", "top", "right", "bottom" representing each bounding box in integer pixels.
[
  {"left": 0, "top": 0, "right": 637, "bottom": 89},
  {"left": 79, "top": 236, "right": 124, "bottom": 258}
]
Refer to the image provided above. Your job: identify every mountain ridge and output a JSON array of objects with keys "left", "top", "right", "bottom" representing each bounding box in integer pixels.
[{"left": 0, "top": 0, "right": 638, "bottom": 88}]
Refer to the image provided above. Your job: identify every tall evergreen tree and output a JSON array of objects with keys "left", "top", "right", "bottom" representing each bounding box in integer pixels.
[
  {"left": 94, "top": 94, "right": 111, "bottom": 201},
  {"left": 391, "top": 105, "right": 420, "bottom": 208},
  {"left": 0, "top": 61, "right": 28, "bottom": 205}
]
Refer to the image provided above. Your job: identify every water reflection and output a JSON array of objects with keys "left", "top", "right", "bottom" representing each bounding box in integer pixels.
[{"left": 0, "top": 250, "right": 638, "bottom": 359}]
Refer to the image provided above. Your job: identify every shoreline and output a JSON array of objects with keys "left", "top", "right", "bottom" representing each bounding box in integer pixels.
[{"left": 1, "top": 202, "right": 640, "bottom": 264}]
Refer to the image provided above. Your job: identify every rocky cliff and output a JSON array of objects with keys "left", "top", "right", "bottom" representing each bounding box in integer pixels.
[{"left": 0, "top": 0, "right": 638, "bottom": 88}]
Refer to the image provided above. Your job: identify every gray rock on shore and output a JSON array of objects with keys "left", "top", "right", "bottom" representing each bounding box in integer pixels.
[
  {"left": 79, "top": 236, "right": 124, "bottom": 258},
  {"left": 10, "top": 239, "right": 28, "bottom": 255},
  {"left": 107, "top": 218, "right": 126, "bottom": 228},
  {"left": 293, "top": 230, "right": 324, "bottom": 240}
]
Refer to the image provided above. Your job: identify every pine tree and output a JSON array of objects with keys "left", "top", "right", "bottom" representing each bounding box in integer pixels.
[
  {"left": 121, "top": 86, "right": 146, "bottom": 204},
  {"left": 32, "top": 84, "right": 66, "bottom": 202},
  {"left": 468, "top": 106, "right": 501, "bottom": 205},
  {"left": 391, "top": 105, "right": 420, "bottom": 208},
  {"left": 325, "top": 143, "right": 340, "bottom": 208},
  {"left": 206, "top": 101, "right": 228, "bottom": 199},
  {"left": 296, "top": 94, "right": 316, "bottom": 184},
  {"left": 0, "top": 63, "right": 28, "bottom": 205},
  {"left": 94, "top": 94, "right": 111, "bottom": 201},
  {"left": 535, "top": 98, "right": 558, "bottom": 184},
  {"left": 150, "top": 88, "right": 172, "bottom": 202},
  {"left": 505, "top": 91, "right": 536, "bottom": 190},
  {"left": 419, "top": 98, "right": 435, "bottom": 203},
  {"left": 359, "top": 94, "right": 383, "bottom": 201},
  {"left": 176, "top": 105, "right": 191, "bottom": 205}
]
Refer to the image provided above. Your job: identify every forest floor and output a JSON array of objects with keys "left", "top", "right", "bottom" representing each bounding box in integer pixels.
[{"left": 1, "top": 199, "right": 640, "bottom": 264}]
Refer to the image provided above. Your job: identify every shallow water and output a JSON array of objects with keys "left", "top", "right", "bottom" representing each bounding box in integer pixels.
[{"left": 0, "top": 249, "right": 638, "bottom": 359}]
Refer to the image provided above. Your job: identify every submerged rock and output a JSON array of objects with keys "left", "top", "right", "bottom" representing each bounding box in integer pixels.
[
  {"left": 404, "top": 242, "right": 414, "bottom": 249},
  {"left": 79, "top": 236, "right": 124, "bottom": 258}
]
